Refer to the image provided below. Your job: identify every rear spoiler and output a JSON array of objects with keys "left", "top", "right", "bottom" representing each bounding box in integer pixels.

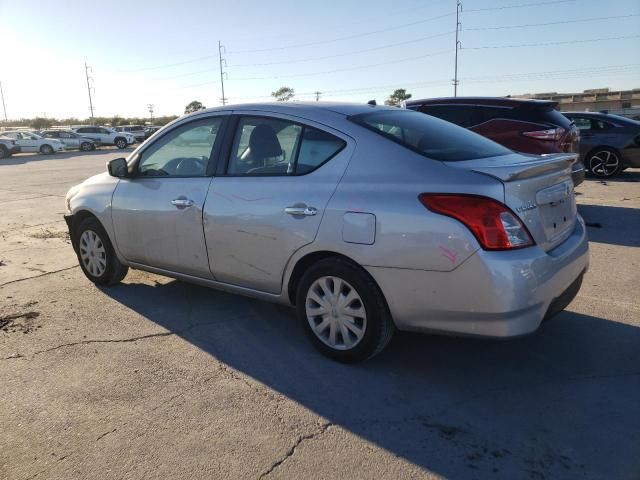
[{"left": 445, "top": 153, "right": 577, "bottom": 182}]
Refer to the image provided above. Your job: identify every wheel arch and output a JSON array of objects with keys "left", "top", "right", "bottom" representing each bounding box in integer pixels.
[{"left": 286, "top": 250, "right": 387, "bottom": 310}]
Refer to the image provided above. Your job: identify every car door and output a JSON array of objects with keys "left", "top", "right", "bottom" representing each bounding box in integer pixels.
[
  {"left": 111, "top": 114, "right": 228, "bottom": 278},
  {"left": 57, "top": 131, "right": 77, "bottom": 148},
  {"left": 204, "top": 113, "right": 351, "bottom": 294},
  {"left": 14, "top": 132, "right": 39, "bottom": 152},
  {"left": 570, "top": 116, "right": 597, "bottom": 154}
]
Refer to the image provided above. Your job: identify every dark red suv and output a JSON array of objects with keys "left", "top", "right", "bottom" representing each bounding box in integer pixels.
[{"left": 406, "top": 97, "right": 584, "bottom": 185}]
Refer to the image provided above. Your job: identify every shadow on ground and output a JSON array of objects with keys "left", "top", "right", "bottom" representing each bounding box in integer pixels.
[
  {"left": 583, "top": 169, "right": 640, "bottom": 184},
  {"left": 102, "top": 279, "right": 640, "bottom": 479},
  {"left": 0, "top": 147, "right": 134, "bottom": 166},
  {"left": 578, "top": 203, "right": 640, "bottom": 248}
]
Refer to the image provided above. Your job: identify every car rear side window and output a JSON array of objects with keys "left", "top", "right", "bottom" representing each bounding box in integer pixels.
[
  {"left": 227, "top": 116, "right": 345, "bottom": 176},
  {"left": 350, "top": 109, "right": 510, "bottom": 161},
  {"left": 507, "top": 106, "right": 572, "bottom": 129}
]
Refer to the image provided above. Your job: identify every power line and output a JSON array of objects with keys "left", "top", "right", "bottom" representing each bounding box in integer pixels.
[
  {"left": 227, "top": 12, "right": 456, "bottom": 54},
  {"left": 121, "top": 55, "right": 216, "bottom": 73},
  {"left": 228, "top": 30, "right": 454, "bottom": 68},
  {"left": 465, "top": 0, "right": 576, "bottom": 13},
  {"left": 465, "top": 13, "right": 640, "bottom": 31},
  {"left": 463, "top": 34, "right": 640, "bottom": 50},
  {"left": 232, "top": 63, "right": 640, "bottom": 100},
  {"left": 230, "top": 49, "right": 452, "bottom": 81}
]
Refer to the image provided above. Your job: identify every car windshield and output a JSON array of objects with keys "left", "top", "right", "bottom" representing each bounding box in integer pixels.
[{"left": 350, "top": 109, "right": 511, "bottom": 161}]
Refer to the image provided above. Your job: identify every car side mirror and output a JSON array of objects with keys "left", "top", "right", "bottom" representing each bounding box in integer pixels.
[{"left": 107, "top": 157, "right": 128, "bottom": 177}]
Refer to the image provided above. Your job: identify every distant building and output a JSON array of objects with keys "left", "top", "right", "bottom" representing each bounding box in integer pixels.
[{"left": 514, "top": 88, "right": 640, "bottom": 118}]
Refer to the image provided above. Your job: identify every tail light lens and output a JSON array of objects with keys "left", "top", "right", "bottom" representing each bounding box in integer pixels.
[
  {"left": 522, "top": 127, "right": 565, "bottom": 141},
  {"left": 418, "top": 194, "right": 534, "bottom": 251}
]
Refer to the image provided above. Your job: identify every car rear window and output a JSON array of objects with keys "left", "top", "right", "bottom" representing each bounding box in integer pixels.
[
  {"left": 507, "top": 106, "right": 572, "bottom": 128},
  {"left": 350, "top": 109, "right": 511, "bottom": 161}
]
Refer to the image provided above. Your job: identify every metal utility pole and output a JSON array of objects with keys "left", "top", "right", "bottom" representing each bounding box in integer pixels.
[
  {"left": 0, "top": 80, "right": 7, "bottom": 121},
  {"left": 84, "top": 62, "right": 95, "bottom": 119},
  {"left": 453, "top": 0, "right": 462, "bottom": 97},
  {"left": 314, "top": 91, "right": 322, "bottom": 101},
  {"left": 147, "top": 104, "right": 154, "bottom": 123},
  {"left": 218, "top": 41, "right": 228, "bottom": 106}
]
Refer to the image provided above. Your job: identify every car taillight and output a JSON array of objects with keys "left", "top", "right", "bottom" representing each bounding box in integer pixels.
[
  {"left": 418, "top": 194, "right": 534, "bottom": 251},
  {"left": 522, "top": 127, "right": 565, "bottom": 141}
]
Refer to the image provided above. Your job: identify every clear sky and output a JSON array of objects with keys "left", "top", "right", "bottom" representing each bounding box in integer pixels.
[{"left": 1, "top": 0, "right": 638, "bottom": 120}]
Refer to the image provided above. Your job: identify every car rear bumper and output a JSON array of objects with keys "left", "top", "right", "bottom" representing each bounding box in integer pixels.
[
  {"left": 366, "top": 215, "right": 589, "bottom": 337},
  {"left": 571, "top": 162, "right": 586, "bottom": 187}
]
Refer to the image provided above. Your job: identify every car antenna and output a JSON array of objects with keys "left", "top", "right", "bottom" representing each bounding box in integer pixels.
[{"left": 367, "top": 100, "right": 376, "bottom": 106}]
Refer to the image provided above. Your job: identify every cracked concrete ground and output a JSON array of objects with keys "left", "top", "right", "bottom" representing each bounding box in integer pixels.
[{"left": 1, "top": 150, "right": 639, "bottom": 480}]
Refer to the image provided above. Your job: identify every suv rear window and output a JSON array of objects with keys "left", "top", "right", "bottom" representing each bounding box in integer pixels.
[
  {"left": 350, "top": 109, "right": 510, "bottom": 161},
  {"left": 506, "top": 106, "right": 572, "bottom": 128}
]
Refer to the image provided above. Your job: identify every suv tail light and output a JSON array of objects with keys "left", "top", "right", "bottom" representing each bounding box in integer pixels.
[
  {"left": 522, "top": 127, "right": 565, "bottom": 141},
  {"left": 418, "top": 194, "right": 534, "bottom": 250}
]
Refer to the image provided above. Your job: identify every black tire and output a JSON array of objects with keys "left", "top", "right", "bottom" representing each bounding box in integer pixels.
[
  {"left": 80, "top": 142, "right": 93, "bottom": 152},
  {"left": 40, "top": 144, "right": 54, "bottom": 155},
  {"left": 586, "top": 147, "right": 623, "bottom": 178},
  {"left": 73, "top": 216, "right": 128, "bottom": 286},
  {"left": 296, "top": 257, "right": 395, "bottom": 363},
  {"left": 115, "top": 137, "right": 127, "bottom": 149},
  {"left": 0, "top": 145, "right": 8, "bottom": 159}
]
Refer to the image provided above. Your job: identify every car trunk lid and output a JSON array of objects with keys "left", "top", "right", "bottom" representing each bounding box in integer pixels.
[{"left": 444, "top": 152, "right": 578, "bottom": 252}]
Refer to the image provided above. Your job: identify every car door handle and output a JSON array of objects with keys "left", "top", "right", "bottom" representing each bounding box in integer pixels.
[
  {"left": 171, "top": 198, "right": 194, "bottom": 208},
  {"left": 284, "top": 206, "right": 318, "bottom": 216}
]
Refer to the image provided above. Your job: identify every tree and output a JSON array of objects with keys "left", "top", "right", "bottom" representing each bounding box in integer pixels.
[
  {"left": 31, "top": 117, "right": 52, "bottom": 130},
  {"left": 271, "top": 87, "right": 295, "bottom": 102},
  {"left": 384, "top": 89, "right": 412, "bottom": 106},
  {"left": 184, "top": 100, "right": 205, "bottom": 114}
]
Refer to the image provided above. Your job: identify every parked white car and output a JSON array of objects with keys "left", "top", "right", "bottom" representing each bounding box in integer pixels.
[
  {"left": 72, "top": 126, "right": 135, "bottom": 149},
  {"left": 113, "top": 125, "right": 146, "bottom": 142},
  {"left": 1, "top": 131, "right": 65, "bottom": 154}
]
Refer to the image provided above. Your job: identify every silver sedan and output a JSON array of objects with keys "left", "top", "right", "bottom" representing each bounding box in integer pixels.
[{"left": 64, "top": 103, "right": 589, "bottom": 362}]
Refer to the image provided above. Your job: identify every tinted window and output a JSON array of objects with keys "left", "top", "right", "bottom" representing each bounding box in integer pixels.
[
  {"left": 76, "top": 128, "right": 89, "bottom": 133},
  {"left": 475, "top": 106, "right": 511, "bottom": 124},
  {"left": 138, "top": 117, "right": 221, "bottom": 177},
  {"left": 350, "top": 109, "right": 510, "bottom": 161},
  {"left": 571, "top": 117, "right": 591, "bottom": 131},
  {"left": 43, "top": 132, "right": 59, "bottom": 138},
  {"left": 419, "top": 105, "right": 476, "bottom": 128},
  {"left": 99, "top": 128, "right": 111, "bottom": 134},
  {"left": 227, "top": 116, "right": 344, "bottom": 176},
  {"left": 59, "top": 132, "right": 73, "bottom": 138},
  {"left": 506, "top": 106, "right": 572, "bottom": 128}
]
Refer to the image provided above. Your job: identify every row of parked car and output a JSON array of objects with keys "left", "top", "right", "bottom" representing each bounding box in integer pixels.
[
  {"left": 0, "top": 125, "right": 161, "bottom": 159},
  {"left": 405, "top": 97, "right": 640, "bottom": 180}
]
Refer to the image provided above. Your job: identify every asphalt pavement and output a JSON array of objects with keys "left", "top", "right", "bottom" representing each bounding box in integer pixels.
[{"left": 1, "top": 149, "right": 639, "bottom": 479}]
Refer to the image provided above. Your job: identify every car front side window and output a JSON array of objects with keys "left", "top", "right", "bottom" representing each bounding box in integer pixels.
[{"left": 137, "top": 117, "right": 222, "bottom": 177}]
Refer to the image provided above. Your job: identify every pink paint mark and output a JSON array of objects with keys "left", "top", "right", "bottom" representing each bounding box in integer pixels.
[{"left": 439, "top": 246, "right": 457, "bottom": 264}]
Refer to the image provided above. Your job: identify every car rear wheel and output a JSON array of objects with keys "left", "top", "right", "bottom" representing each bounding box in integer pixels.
[
  {"left": 73, "top": 217, "right": 128, "bottom": 286},
  {"left": 115, "top": 138, "right": 127, "bottom": 149},
  {"left": 80, "top": 142, "right": 93, "bottom": 151},
  {"left": 0, "top": 145, "right": 8, "bottom": 159},
  {"left": 587, "top": 148, "right": 622, "bottom": 178},
  {"left": 40, "top": 144, "right": 54, "bottom": 155},
  {"left": 296, "top": 258, "right": 394, "bottom": 363}
]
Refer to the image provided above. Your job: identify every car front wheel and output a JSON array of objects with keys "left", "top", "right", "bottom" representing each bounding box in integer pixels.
[
  {"left": 80, "top": 142, "right": 93, "bottom": 151},
  {"left": 73, "top": 217, "right": 128, "bottom": 286},
  {"left": 115, "top": 138, "right": 127, "bottom": 149},
  {"left": 40, "top": 144, "right": 54, "bottom": 155},
  {"left": 296, "top": 258, "right": 394, "bottom": 362}
]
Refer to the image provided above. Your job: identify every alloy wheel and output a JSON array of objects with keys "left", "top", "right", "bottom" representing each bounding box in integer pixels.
[
  {"left": 589, "top": 150, "right": 620, "bottom": 177},
  {"left": 79, "top": 229, "right": 107, "bottom": 277},
  {"left": 305, "top": 276, "right": 367, "bottom": 350}
]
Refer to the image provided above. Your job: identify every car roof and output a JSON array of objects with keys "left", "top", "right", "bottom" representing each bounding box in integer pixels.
[
  {"left": 406, "top": 97, "right": 558, "bottom": 109},
  {"left": 564, "top": 111, "right": 640, "bottom": 125},
  {"left": 194, "top": 101, "right": 398, "bottom": 118}
]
